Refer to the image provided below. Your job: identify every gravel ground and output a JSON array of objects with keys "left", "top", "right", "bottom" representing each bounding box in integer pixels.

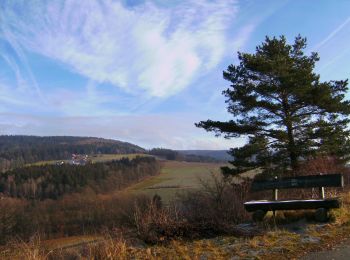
[{"left": 302, "top": 238, "right": 350, "bottom": 260}]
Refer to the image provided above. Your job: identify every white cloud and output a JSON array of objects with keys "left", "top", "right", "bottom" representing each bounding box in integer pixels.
[{"left": 1, "top": 0, "right": 239, "bottom": 97}]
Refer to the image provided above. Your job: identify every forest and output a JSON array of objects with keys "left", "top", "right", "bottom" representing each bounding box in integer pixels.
[
  {"left": 0, "top": 156, "right": 160, "bottom": 200},
  {"left": 0, "top": 135, "right": 145, "bottom": 171}
]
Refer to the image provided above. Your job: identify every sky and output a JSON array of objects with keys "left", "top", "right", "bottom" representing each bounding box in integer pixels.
[{"left": 0, "top": 0, "right": 350, "bottom": 150}]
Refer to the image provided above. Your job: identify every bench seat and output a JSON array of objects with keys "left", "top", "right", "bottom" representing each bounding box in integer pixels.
[{"left": 244, "top": 198, "right": 341, "bottom": 212}]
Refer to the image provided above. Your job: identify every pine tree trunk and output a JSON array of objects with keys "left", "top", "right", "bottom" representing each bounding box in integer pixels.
[
  {"left": 286, "top": 121, "right": 298, "bottom": 174},
  {"left": 282, "top": 95, "right": 298, "bottom": 174}
]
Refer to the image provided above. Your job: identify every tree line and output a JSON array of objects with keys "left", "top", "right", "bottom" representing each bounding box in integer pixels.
[
  {"left": 149, "top": 148, "right": 225, "bottom": 163},
  {"left": 0, "top": 156, "right": 160, "bottom": 200}
]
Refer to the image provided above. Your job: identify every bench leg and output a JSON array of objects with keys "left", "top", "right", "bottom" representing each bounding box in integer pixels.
[
  {"left": 252, "top": 210, "right": 267, "bottom": 222},
  {"left": 315, "top": 208, "right": 329, "bottom": 222}
]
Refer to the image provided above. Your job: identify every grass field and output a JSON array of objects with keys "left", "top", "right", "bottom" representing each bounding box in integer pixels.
[
  {"left": 89, "top": 153, "right": 151, "bottom": 163},
  {"left": 127, "top": 160, "right": 225, "bottom": 203},
  {"left": 27, "top": 153, "right": 150, "bottom": 166}
]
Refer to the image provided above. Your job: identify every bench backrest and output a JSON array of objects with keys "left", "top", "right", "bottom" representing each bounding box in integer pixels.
[{"left": 251, "top": 173, "right": 344, "bottom": 192}]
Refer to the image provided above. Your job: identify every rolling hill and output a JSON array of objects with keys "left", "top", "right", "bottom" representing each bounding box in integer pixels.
[{"left": 0, "top": 135, "right": 145, "bottom": 171}]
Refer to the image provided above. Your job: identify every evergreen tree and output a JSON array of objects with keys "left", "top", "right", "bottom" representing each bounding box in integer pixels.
[{"left": 196, "top": 35, "right": 350, "bottom": 177}]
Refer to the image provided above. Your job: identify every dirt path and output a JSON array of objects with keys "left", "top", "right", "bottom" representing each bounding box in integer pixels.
[
  {"left": 302, "top": 238, "right": 350, "bottom": 260},
  {"left": 42, "top": 235, "right": 104, "bottom": 251}
]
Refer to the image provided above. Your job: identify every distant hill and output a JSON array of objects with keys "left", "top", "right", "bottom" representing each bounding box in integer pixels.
[
  {"left": 177, "top": 150, "right": 231, "bottom": 162},
  {"left": 0, "top": 135, "right": 145, "bottom": 171},
  {"left": 148, "top": 148, "right": 229, "bottom": 163}
]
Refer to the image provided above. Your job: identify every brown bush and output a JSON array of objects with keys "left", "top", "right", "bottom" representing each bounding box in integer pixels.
[
  {"left": 78, "top": 235, "right": 128, "bottom": 260},
  {"left": 298, "top": 156, "right": 347, "bottom": 176},
  {"left": 130, "top": 174, "right": 252, "bottom": 244},
  {"left": 292, "top": 156, "right": 348, "bottom": 199},
  {"left": 131, "top": 196, "right": 191, "bottom": 244},
  {"left": 177, "top": 175, "right": 251, "bottom": 232}
]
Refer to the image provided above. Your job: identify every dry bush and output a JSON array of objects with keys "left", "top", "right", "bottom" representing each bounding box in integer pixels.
[
  {"left": 56, "top": 234, "right": 129, "bottom": 260},
  {"left": 124, "top": 174, "right": 253, "bottom": 244},
  {"left": 2, "top": 235, "right": 48, "bottom": 260},
  {"left": 175, "top": 174, "right": 251, "bottom": 236},
  {"left": 298, "top": 156, "right": 345, "bottom": 175},
  {"left": 15, "top": 236, "right": 46, "bottom": 260},
  {"left": 286, "top": 156, "right": 349, "bottom": 199},
  {"left": 132, "top": 196, "right": 191, "bottom": 244}
]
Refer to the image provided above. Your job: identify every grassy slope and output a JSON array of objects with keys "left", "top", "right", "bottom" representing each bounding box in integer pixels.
[{"left": 126, "top": 160, "right": 225, "bottom": 203}]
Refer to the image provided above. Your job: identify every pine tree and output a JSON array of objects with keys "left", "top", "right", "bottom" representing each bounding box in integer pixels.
[{"left": 196, "top": 35, "right": 350, "bottom": 177}]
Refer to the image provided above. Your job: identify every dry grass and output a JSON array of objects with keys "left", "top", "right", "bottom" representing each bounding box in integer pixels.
[
  {"left": 41, "top": 235, "right": 103, "bottom": 251},
  {"left": 1, "top": 237, "right": 230, "bottom": 260},
  {"left": 3, "top": 197, "right": 350, "bottom": 260}
]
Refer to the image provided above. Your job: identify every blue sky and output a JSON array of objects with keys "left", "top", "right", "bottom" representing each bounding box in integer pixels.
[{"left": 0, "top": 0, "right": 350, "bottom": 149}]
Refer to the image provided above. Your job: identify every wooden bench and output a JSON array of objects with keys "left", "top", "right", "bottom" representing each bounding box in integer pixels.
[{"left": 244, "top": 173, "right": 344, "bottom": 222}]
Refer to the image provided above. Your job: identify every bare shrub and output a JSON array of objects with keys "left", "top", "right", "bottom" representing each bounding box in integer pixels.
[
  {"left": 285, "top": 156, "right": 349, "bottom": 199},
  {"left": 2, "top": 235, "right": 49, "bottom": 260},
  {"left": 132, "top": 196, "right": 191, "bottom": 244},
  {"left": 176, "top": 174, "right": 251, "bottom": 236},
  {"left": 298, "top": 156, "right": 346, "bottom": 176}
]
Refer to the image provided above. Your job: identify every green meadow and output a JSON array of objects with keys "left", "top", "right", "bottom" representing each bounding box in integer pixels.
[{"left": 127, "top": 160, "right": 225, "bottom": 203}]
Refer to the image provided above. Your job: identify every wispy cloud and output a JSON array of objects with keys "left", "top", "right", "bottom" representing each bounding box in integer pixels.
[
  {"left": 0, "top": 80, "right": 42, "bottom": 111},
  {"left": 313, "top": 16, "right": 350, "bottom": 51},
  {"left": 311, "top": 16, "right": 350, "bottom": 78},
  {"left": 1, "top": 30, "right": 46, "bottom": 101},
  {"left": 1, "top": 0, "right": 239, "bottom": 97}
]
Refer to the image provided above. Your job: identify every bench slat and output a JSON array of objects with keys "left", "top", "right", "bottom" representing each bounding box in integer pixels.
[
  {"left": 251, "top": 174, "right": 343, "bottom": 191},
  {"left": 244, "top": 199, "right": 341, "bottom": 212}
]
